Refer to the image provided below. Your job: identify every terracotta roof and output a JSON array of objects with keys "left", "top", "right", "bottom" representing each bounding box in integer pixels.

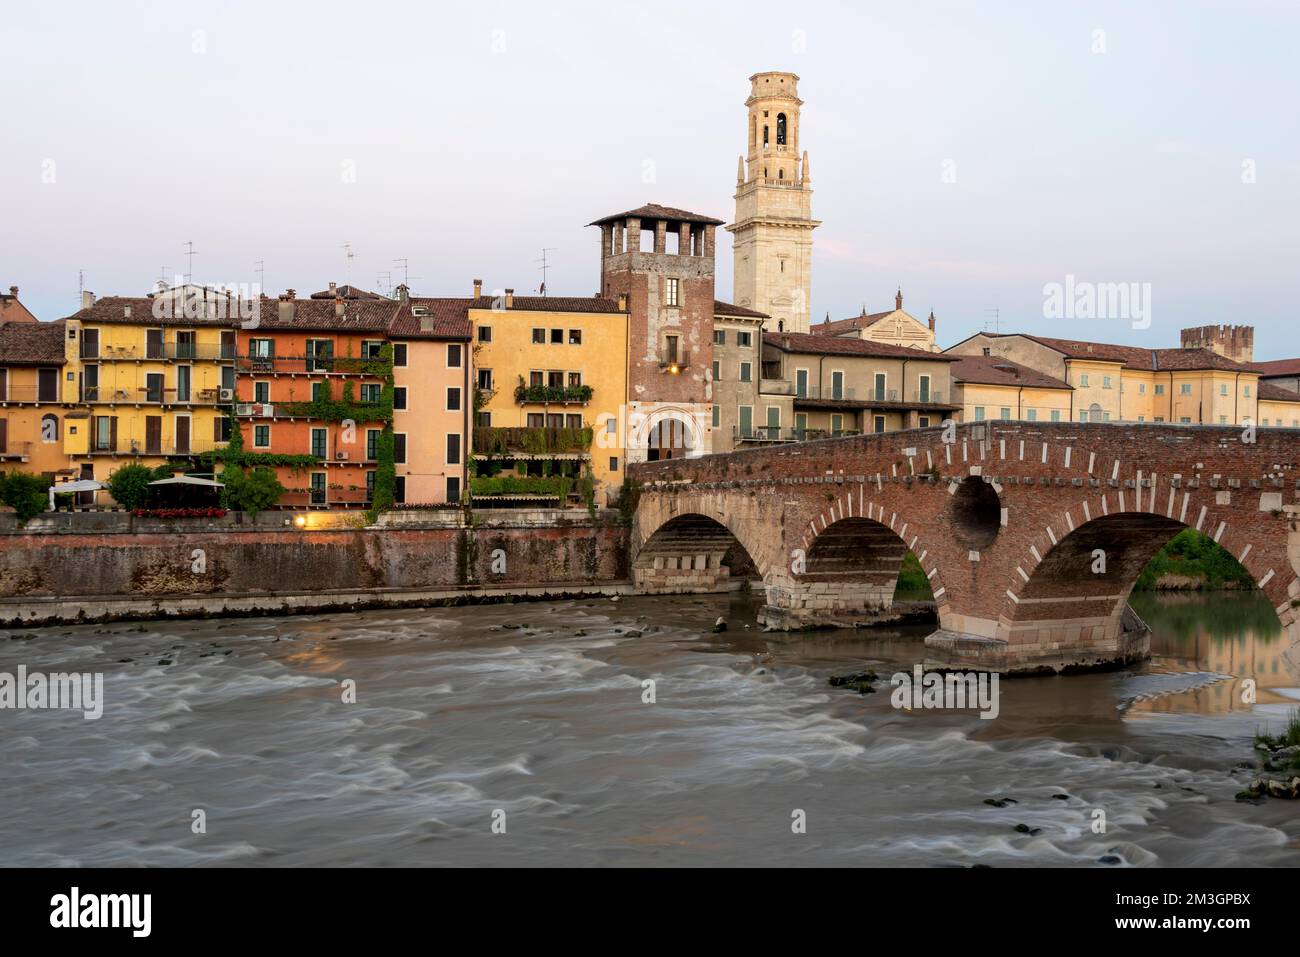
[
  {"left": 1250, "top": 358, "right": 1300, "bottom": 377},
  {"left": 983, "top": 333, "right": 1255, "bottom": 372},
  {"left": 589, "top": 202, "right": 725, "bottom": 227},
  {"left": 389, "top": 299, "right": 472, "bottom": 340},
  {"left": 950, "top": 355, "right": 1071, "bottom": 390},
  {"left": 763, "top": 331, "right": 957, "bottom": 361},
  {"left": 714, "top": 300, "right": 769, "bottom": 319},
  {"left": 0, "top": 320, "right": 67, "bottom": 365},
  {"left": 64, "top": 296, "right": 238, "bottom": 327},
  {"left": 810, "top": 310, "right": 893, "bottom": 336},
  {"left": 309, "top": 285, "right": 383, "bottom": 300},
  {"left": 1258, "top": 382, "right": 1300, "bottom": 403},
  {"left": 252, "top": 298, "right": 400, "bottom": 332},
  {"left": 464, "top": 295, "right": 625, "bottom": 315}
]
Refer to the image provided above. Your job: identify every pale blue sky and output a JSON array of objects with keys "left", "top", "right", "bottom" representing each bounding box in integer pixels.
[{"left": 2, "top": 1, "right": 1297, "bottom": 357}]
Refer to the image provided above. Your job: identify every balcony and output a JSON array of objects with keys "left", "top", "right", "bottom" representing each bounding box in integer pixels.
[
  {"left": 82, "top": 386, "right": 230, "bottom": 406},
  {"left": 0, "top": 386, "right": 62, "bottom": 404},
  {"left": 472, "top": 426, "right": 593, "bottom": 457},
  {"left": 84, "top": 343, "right": 236, "bottom": 362},
  {"left": 236, "top": 355, "right": 390, "bottom": 376},
  {"left": 84, "top": 438, "right": 225, "bottom": 457},
  {"left": 735, "top": 426, "right": 862, "bottom": 445},
  {"left": 0, "top": 441, "right": 34, "bottom": 461},
  {"left": 658, "top": 349, "right": 690, "bottom": 374},
  {"left": 759, "top": 378, "right": 795, "bottom": 395},
  {"left": 513, "top": 383, "right": 593, "bottom": 406}
]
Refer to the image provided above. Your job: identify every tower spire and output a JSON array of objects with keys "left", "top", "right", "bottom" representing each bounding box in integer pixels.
[
  {"left": 737, "top": 155, "right": 745, "bottom": 185},
  {"left": 801, "top": 150, "right": 810, "bottom": 184}
]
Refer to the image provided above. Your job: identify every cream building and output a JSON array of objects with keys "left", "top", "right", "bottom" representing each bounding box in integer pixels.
[
  {"left": 947, "top": 333, "right": 1261, "bottom": 425},
  {"left": 727, "top": 72, "right": 819, "bottom": 334},
  {"left": 948, "top": 354, "right": 1073, "bottom": 423},
  {"left": 810, "top": 290, "right": 940, "bottom": 353}
]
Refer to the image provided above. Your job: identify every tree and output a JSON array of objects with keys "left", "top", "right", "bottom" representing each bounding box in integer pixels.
[
  {"left": 106, "top": 463, "right": 171, "bottom": 511},
  {"left": 0, "top": 472, "right": 50, "bottom": 525},
  {"left": 222, "top": 466, "right": 284, "bottom": 516}
]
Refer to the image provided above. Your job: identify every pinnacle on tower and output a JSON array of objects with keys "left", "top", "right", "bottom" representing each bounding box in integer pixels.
[
  {"left": 801, "top": 150, "right": 810, "bottom": 184},
  {"left": 737, "top": 155, "right": 745, "bottom": 185},
  {"left": 896, "top": 289, "right": 903, "bottom": 311}
]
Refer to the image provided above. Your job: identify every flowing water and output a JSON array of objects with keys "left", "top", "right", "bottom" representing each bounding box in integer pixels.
[{"left": 1, "top": 591, "right": 1297, "bottom": 867}]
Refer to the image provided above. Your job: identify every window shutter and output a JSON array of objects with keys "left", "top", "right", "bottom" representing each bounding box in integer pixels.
[{"left": 109, "top": 417, "right": 118, "bottom": 452}]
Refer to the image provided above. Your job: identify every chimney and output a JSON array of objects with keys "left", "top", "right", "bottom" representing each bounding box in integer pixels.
[
  {"left": 473, "top": 278, "right": 483, "bottom": 298},
  {"left": 328, "top": 281, "right": 337, "bottom": 297},
  {"left": 7, "top": 286, "right": 16, "bottom": 298},
  {"left": 278, "top": 292, "right": 295, "bottom": 324},
  {"left": 334, "top": 296, "right": 345, "bottom": 318},
  {"left": 396, "top": 283, "right": 410, "bottom": 304},
  {"left": 504, "top": 288, "right": 514, "bottom": 308},
  {"left": 123, "top": 305, "right": 131, "bottom": 318},
  {"left": 286, "top": 288, "right": 296, "bottom": 300},
  {"left": 617, "top": 293, "right": 628, "bottom": 312},
  {"left": 80, "top": 290, "right": 95, "bottom": 310}
]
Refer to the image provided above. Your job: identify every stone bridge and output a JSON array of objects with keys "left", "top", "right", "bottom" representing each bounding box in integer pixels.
[{"left": 628, "top": 422, "right": 1300, "bottom": 675}]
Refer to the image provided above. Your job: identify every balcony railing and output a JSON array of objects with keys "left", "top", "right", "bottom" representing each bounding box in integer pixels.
[
  {"left": 236, "top": 355, "right": 390, "bottom": 375},
  {"left": 0, "top": 441, "right": 34, "bottom": 460},
  {"left": 0, "top": 386, "right": 62, "bottom": 403},
  {"left": 513, "top": 383, "right": 593, "bottom": 406},
  {"left": 797, "top": 385, "right": 855, "bottom": 401},
  {"left": 735, "top": 426, "right": 862, "bottom": 443},
  {"left": 473, "top": 426, "right": 593, "bottom": 455},
  {"left": 84, "top": 343, "right": 235, "bottom": 361},
  {"left": 80, "top": 386, "right": 231, "bottom": 405},
  {"left": 86, "top": 438, "right": 225, "bottom": 456}
]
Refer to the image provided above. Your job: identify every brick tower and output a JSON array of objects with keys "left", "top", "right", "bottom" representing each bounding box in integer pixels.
[
  {"left": 1180, "top": 325, "right": 1254, "bottom": 364},
  {"left": 727, "top": 71, "right": 820, "bottom": 333},
  {"left": 591, "top": 203, "right": 721, "bottom": 462}
]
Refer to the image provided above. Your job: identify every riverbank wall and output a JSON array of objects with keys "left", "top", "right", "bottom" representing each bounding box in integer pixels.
[{"left": 0, "top": 508, "right": 630, "bottom": 627}]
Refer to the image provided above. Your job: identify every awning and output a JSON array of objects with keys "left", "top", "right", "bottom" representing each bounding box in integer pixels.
[
  {"left": 148, "top": 476, "right": 225, "bottom": 488},
  {"left": 47, "top": 479, "right": 105, "bottom": 510}
]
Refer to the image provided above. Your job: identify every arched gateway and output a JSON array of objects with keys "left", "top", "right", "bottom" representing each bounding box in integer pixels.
[{"left": 630, "top": 422, "right": 1300, "bottom": 676}]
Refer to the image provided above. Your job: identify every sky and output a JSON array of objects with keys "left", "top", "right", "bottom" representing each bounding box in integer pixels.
[{"left": 2, "top": 0, "right": 1298, "bottom": 358}]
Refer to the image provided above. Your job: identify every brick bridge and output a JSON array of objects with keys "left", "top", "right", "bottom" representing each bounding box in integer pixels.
[{"left": 628, "top": 422, "right": 1300, "bottom": 675}]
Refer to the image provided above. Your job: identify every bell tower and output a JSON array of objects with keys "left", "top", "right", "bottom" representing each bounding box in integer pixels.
[{"left": 726, "top": 71, "right": 820, "bottom": 333}]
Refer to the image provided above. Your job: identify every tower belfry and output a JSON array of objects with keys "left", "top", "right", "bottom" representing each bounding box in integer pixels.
[{"left": 726, "top": 71, "right": 820, "bottom": 333}]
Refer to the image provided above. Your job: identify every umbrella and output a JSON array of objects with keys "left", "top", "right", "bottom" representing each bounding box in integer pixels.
[{"left": 47, "top": 479, "right": 105, "bottom": 510}]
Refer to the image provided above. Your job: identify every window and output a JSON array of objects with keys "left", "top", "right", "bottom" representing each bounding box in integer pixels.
[
  {"left": 609, "top": 457, "right": 618, "bottom": 472},
  {"left": 476, "top": 411, "right": 491, "bottom": 427},
  {"left": 831, "top": 371, "right": 845, "bottom": 400},
  {"left": 1155, "top": 384, "right": 1165, "bottom": 395},
  {"left": 550, "top": 328, "right": 563, "bottom": 344},
  {"left": 361, "top": 383, "right": 381, "bottom": 403},
  {"left": 393, "top": 387, "right": 407, "bottom": 410},
  {"left": 918, "top": 374, "right": 931, "bottom": 402},
  {"left": 478, "top": 326, "right": 492, "bottom": 343},
  {"left": 1026, "top": 409, "right": 1037, "bottom": 421},
  {"left": 394, "top": 476, "right": 406, "bottom": 504},
  {"left": 712, "top": 360, "right": 721, "bottom": 381},
  {"left": 1137, "top": 415, "right": 1146, "bottom": 422},
  {"left": 567, "top": 372, "right": 582, "bottom": 388},
  {"left": 176, "top": 365, "right": 191, "bottom": 402},
  {"left": 477, "top": 369, "right": 493, "bottom": 391},
  {"left": 918, "top": 416, "right": 930, "bottom": 428},
  {"left": 712, "top": 404, "right": 720, "bottom": 427},
  {"left": 765, "top": 406, "right": 780, "bottom": 434},
  {"left": 361, "top": 340, "right": 383, "bottom": 359},
  {"left": 530, "top": 370, "right": 544, "bottom": 387},
  {"left": 393, "top": 343, "right": 408, "bottom": 367},
  {"left": 1050, "top": 410, "right": 1061, "bottom": 422},
  {"left": 447, "top": 387, "right": 462, "bottom": 411},
  {"left": 1154, "top": 416, "right": 1164, "bottom": 422},
  {"left": 1219, "top": 383, "right": 1228, "bottom": 396},
  {"left": 1000, "top": 408, "right": 1011, "bottom": 420},
  {"left": 873, "top": 373, "right": 886, "bottom": 402},
  {"left": 527, "top": 413, "right": 545, "bottom": 428},
  {"left": 665, "top": 335, "right": 679, "bottom": 363},
  {"left": 795, "top": 369, "right": 808, "bottom": 398},
  {"left": 254, "top": 381, "right": 270, "bottom": 403},
  {"left": 311, "top": 382, "right": 326, "bottom": 402},
  {"left": 366, "top": 471, "right": 375, "bottom": 501},
  {"left": 568, "top": 329, "right": 582, "bottom": 345},
  {"left": 974, "top": 407, "right": 985, "bottom": 421},
  {"left": 254, "top": 425, "right": 270, "bottom": 448},
  {"left": 1244, "top": 384, "right": 1251, "bottom": 397},
  {"left": 447, "top": 343, "right": 462, "bottom": 367},
  {"left": 1080, "top": 411, "right": 1089, "bottom": 422},
  {"left": 873, "top": 415, "right": 886, "bottom": 434},
  {"left": 310, "top": 473, "right": 326, "bottom": 505},
  {"left": 739, "top": 361, "right": 752, "bottom": 382},
  {"left": 1180, "top": 416, "right": 1192, "bottom": 424},
  {"left": 311, "top": 428, "right": 327, "bottom": 458},
  {"left": 1103, "top": 376, "right": 1112, "bottom": 389},
  {"left": 175, "top": 331, "right": 196, "bottom": 360},
  {"left": 831, "top": 414, "right": 844, "bottom": 434},
  {"left": 41, "top": 413, "right": 59, "bottom": 442},
  {"left": 1219, "top": 415, "right": 1228, "bottom": 424},
  {"left": 1180, "top": 383, "right": 1192, "bottom": 395},
  {"left": 1138, "top": 382, "right": 1146, "bottom": 394},
  {"left": 446, "top": 476, "right": 460, "bottom": 502},
  {"left": 393, "top": 433, "right": 407, "bottom": 463},
  {"left": 737, "top": 331, "right": 752, "bottom": 348},
  {"left": 606, "top": 417, "right": 617, "bottom": 435},
  {"left": 1079, "top": 374, "right": 1090, "bottom": 387},
  {"left": 713, "top": 330, "right": 725, "bottom": 346},
  {"left": 306, "top": 339, "right": 334, "bottom": 373},
  {"left": 446, "top": 433, "right": 461, "bottom": 465},
  {"left": 366, "top": 429, "right": 380, "bottom": 460},
  {"left": 566, "top": 414, "right": 582, "bottom": 429},
  {"left": 532, "top": 328, "right": 546, "bottom": 344},
  {"left": 664, "top": 278, "right": 680, "bottom": 307},
  {"left": 739, "top": 406, "right": 753, "bottom": 438}
]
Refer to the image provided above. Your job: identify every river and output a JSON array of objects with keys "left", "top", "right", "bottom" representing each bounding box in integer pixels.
[{"left": 1, "top": 591, "right": 1297, "bottom": 866}]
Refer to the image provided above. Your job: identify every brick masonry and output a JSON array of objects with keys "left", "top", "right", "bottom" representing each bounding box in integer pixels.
[{"left": 629, "top": 421, "right": 1300, "bottom": 674}]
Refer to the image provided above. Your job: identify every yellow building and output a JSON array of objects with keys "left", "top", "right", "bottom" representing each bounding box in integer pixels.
[
  {"left": 1258, "top": 382, "right": 1300, "bottom": 428},
  {"left": 0, "top": 319, "right": 74, "bottom": 481},
  {"left": 467, "top": 289, "right": 629, "bottom": 504},
  {"left": 948, "top": 354, "right": 1072, "bottom": 422},
  {"left": 947, "top": 333, "right": 1261, "bottom": 425},
  {"left": 62, "top": 292, "right": 237, "bottom": 485}
]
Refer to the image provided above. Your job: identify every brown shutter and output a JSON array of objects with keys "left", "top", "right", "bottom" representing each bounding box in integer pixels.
[
  {"left": 0, "top": 418, "right": 7, "bottom": 454},
  {"left": 214, "top": 416, "right": 223, "bottom": 441}
]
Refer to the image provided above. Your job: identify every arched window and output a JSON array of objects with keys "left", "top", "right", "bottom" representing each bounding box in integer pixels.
[
  {"left": 41, "top": 413, "right": 59, "bottom": 443},
  {"left": 778, "top": 169, "right": 784, "bottom": 180},
  {"left": 776, "top": 113, "right": 787, "bottom": 145}
]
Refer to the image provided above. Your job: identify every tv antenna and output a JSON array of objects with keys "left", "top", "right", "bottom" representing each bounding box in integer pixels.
[
  {"left": 392, "top": 258, "right": 410, "bottom": 287},
  {"left": 183, "top": 241, "right": 198, "bottom": 285},
  {"left": 341, "top": 243, "right": 354, "bottom": 284},
  {"left": 536, "top": 247, "right": 556, "bottom": 295},
  {"left": 376, "top": 271, "right": 392, "bottom": 297},
  {"left": 983, "top": 308, "right": 1001, "bottom": 334},
  {"left": 253, "top": 260, "right": 265, "bottom": 294}
]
